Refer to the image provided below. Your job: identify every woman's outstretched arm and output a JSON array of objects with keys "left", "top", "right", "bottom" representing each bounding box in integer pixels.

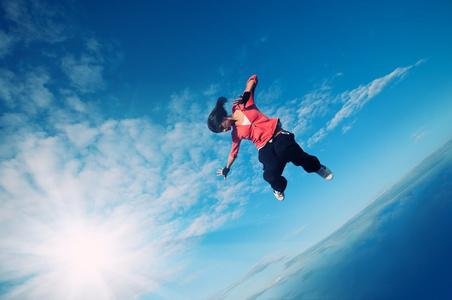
[{"left": 217, "top": 155, "right": 237, "bottom": 180}]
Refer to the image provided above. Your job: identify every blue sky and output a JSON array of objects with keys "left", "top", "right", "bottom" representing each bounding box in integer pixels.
[{"left": 0, "top": 0, "right": 451, "bottom": 299}]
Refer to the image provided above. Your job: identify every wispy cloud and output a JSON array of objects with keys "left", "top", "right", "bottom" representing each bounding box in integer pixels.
[
  {"left": 0, "top": 30, "right": 15, "bottom": 57},
  {"left": 307, "top": 128, "right": 327, "bottom": 148},
  {"left": 61, "top": 54, "right": 106, "bottom": 93},
  {"left": 341, "top": 119, "right": 356, "bottom": 134},
  {"left": 326, "top": 64, "right": 415, "bottom": 132},
  {"left": 245, "top": 276, "right": 286, "bottom": 300},
  {"left": 412, "top": 127, "right": 428, "bottom": 143},
  {"left": 0, "top": 67, "right": 53, "bottom": 113},
  {"left": 203, "top": 83, "right": 220, "bottom": 96},
  {"left": 208, "top": 253, "right": 288, "bottom": 300},
  {"left": 2, "top": 0, "right": 71, "bottom": 44},
  {"left": 284, "top": 224, "right": 308, "bottom": 240}
]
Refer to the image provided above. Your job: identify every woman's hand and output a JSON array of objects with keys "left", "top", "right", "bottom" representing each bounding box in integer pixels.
[
  {"left": 232, "top": 95, "right": 244, "bottom": 106},
  {"left": 217, "top": 166, "right": 230, "bottom": 180},
  {"left": 232, "top": 92, "right": 250, "bottom": 106}
]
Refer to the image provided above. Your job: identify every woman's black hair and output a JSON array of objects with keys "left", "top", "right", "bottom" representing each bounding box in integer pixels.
[{"left": 207, "top": 97, "right": 228, "bottom": 133}]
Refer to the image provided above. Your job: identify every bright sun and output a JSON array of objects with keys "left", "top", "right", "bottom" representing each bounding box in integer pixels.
[
  {"left": 30, "top": 216, "right": 156, "bottom": 299},
  {"left": 48, "top": 219, "right": 122, "bottom": 290},
  {"left": 57, "top": 227, "right": 113, "bottom": 275}
]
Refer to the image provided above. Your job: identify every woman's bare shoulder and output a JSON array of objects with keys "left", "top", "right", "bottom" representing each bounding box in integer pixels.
[{"left": 232, "top": 109, "right": 245, "bottom": 125}]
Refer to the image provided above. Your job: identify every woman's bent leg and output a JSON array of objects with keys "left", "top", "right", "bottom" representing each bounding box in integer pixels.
[
  {"left": 263, "top": 167, "right": 287, "bottom": 192},
  {"left": 274, "top": 132, "right": 321, "bottom": 173},
  {"left": 258, "top": 144, "right": 287, "bottom": 192}
]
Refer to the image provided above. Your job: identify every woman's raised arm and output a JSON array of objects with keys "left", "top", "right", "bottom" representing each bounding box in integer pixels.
[{"left": 233, "top": 77, "right": 257, "bottom": 107}]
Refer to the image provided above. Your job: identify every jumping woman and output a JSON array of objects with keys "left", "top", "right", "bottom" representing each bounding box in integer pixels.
[{"left": 207, "top": 75, "right": 333, "bottom": 201}]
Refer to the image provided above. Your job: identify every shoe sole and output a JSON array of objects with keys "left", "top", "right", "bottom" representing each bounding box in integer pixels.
[{"left": 273, "top": 192, "right": 285, "bottom": 201}]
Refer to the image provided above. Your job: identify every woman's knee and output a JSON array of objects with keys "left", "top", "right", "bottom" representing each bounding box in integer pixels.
[
  {"left": 263, "top": 171, "right": 276, "bottom": 183},
  {"left": 263, "top": 171, "right": 287, "bottom": 191}
]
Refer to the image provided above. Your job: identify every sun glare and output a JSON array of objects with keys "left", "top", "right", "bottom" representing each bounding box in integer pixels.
[
  {"left": 21, "top": 216, "right": 158, "bottom": 299},
  {"left": 57, "top": 228, "right": 112, "bottom": 275},
  {"left": 50, "top": 219, "right": 121, "bottom": 288}
]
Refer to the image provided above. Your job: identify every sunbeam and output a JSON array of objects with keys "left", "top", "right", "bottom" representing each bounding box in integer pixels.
[{"left": 48, "top": 219, "right": 120, "bottom": 287}]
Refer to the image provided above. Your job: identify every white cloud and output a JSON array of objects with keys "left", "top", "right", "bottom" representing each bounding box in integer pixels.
[
  {"left": 218, "top": 67, "right": 225, "bottom": 77},
  {"left": 245, "top": 276, "right": 286, "bottom": 300},
  {"left": 203, "top": 83, "right": 220, "bottom": 96},
  {"left": 284, "top": 224, "right": 308, "bottom": 240},
  {"left": 86, "top": 38, "right": 102, "bottom": 54},
  {"left": 415, "top": 59, "right": 427, "bottom": 66},
  {"left": 327, "top": 65, "right": 414, "bottom": 132},
  {"left": 0, "top": 30, "right": 15, "bottom": 57},
  {"left": 293, "top": 82, "right": 332, "bottom": 136},
  {"left": 209, "top": 252, "right": 288, "bottom": 300},
  {"left": 65, "top": 95, "right": 87, "bottom": 112},
  {"left": 0, "top": 68, "right": 16, "bottom": 103},
  {"left": 167, "top": 88, "right": 201, "bottom": 120},
  {"left": 412, "top": 127, "right": 428, "bottom": 143},
  {"left": 0, "top": 68, "right": 53, "bottom": 113},
  {"left": 257, "top": 80, "right": 284, "bottom": 107},
  {"left": 341, "top": 120, "right": 356, "bottom": 134},
  {"left": 2, "top": 0, "right": 70, "bottom": 44},
  {"left": 307, "top": 128, "right": 327, "bottom": 147},
  {"left": 26, "top": 70, "right": 54, "bottom": 108},
  {"left": 63, "top": 122, "right": 100, "bottom": 148},
  {"left": 61, "top": 54, "right": 105, "bottom": 93}
]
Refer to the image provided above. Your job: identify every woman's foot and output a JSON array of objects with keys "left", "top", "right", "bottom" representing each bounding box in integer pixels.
[
  {"left": 316, "top": 165, "right": 333, "bottom": 180},
  {"left": 273, "top": 190, "right": 285, "bottom": 201}
]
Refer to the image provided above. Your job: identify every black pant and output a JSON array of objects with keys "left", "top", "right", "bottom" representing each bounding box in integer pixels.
[{"left": 258, "top": 131, "right": 321, "bottom": 192}]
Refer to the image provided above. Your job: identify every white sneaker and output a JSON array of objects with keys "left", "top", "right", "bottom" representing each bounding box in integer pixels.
[
  {"left": 273, "top": 190, "right": 285, "bottom": 201},
  {"left": 316, "top": 165, "right": 333, "bottom": 180}
]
